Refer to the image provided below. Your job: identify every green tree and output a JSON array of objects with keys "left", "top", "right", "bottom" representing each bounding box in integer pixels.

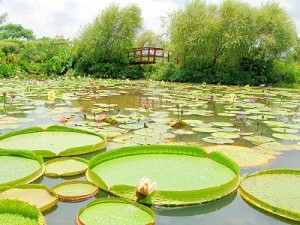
[
  {"left": 74, "top": 3, "right": 143, "bottom": 78},
  {"left": 135, "top": 30, "right": 165, "bottom": 48},
  {"left": 166, "top": 0, "right": 297, "bottom": 85},
  {"left": 0, "top": 23, "right": 35, "bottom": 40}
]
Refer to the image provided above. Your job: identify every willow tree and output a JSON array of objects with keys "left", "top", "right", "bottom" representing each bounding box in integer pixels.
[
  {"left": 167, "top": 0, "right": 297, "bottom": 85},
  {"left": 74, "top": 3, "right": 143, "bottom": 78},
  {"left": 135, "top": 30, "right": 166, "bottom": 48}
]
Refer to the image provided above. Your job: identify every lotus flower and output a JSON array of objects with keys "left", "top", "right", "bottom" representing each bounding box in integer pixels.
[{"left": 136, "top": 177, "right": 157, "bottom": 196}]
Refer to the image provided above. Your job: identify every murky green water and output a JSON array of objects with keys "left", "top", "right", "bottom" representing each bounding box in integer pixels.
[{"left": 0, "top": 78, "right": 300, "bottom": 224}]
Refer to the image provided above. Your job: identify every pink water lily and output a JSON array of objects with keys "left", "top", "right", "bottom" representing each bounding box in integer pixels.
[
  {"left": 59, "top": 116, "right": 68, "bottom": 124},
  {"left": 9, "top": 94, "right": 16, "bottom": 99},
  {"left": 142, "top": 103, "right": 151, "bottom": 110}
]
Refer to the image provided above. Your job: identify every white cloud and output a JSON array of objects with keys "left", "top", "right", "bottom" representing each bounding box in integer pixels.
[{"left": 1, "top": 0, "right": 299, "bottom": 39}]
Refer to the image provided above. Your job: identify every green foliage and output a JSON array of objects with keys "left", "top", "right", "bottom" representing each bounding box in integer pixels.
[
  {"left": 0, "top": 23, "right": 35, "bottom": 40},
  {"left": 135, "top": 30, "right": 165, "bottom": 48},
  {"left": 167, "top": 0, "right": 298, "bottom": 85},
  {"left": 0, "top": 37, "right": 73, "bottom": 78},
  {"left": 74, "top": 3, "right": 143, "bottom": 78}
]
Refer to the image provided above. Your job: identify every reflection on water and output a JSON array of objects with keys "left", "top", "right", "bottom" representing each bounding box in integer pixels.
[{"left": 0, "top": 79, "right": 299, "bottom": 224}]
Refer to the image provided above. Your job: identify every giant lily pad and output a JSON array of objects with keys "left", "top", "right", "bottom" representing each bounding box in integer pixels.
[
  {"left": 239, "top": 169, "right": 300, "bottom": 221},
  {"left": 0, "top": 184, "right": 57, "bottom": 212},
  {"left": 45, "top": 157, "right": 88, "bottom": 177},
  {"left": 0, "top": 150, "right": 44, "bottom": 187},
  {"left": 77, "top": 198, "right": 155, "bottom": 225},
  {"left": 86, "top": 145, "right": 239, "bottom": 206},
  {"left": 0, "top": 125, "right": 107, "bottom": 157},
  {"left": 52, "top": 181, "right": 98, "bottom": 202},
  {"left": 0, "top": 199, "right": 45, "bottom": 225},
  {"left": 203, "top": 145, "right": 277, "bottom": 168}
]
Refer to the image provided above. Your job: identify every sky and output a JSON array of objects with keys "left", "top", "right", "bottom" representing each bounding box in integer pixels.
[{"left": 1, "top": 0, "right": 300, "bottom": 39}]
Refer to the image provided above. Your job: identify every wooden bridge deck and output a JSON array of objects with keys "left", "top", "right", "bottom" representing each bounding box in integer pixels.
[{"left": 128, "top": 47, "right": 177, "bottom": 64}]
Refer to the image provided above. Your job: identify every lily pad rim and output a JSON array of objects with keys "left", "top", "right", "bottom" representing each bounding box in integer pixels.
[
  {"left": 0, "top": 125, "right": 107, "bottom": 158},
  {"left": 77, "top": 197, "right": 155, "bottom": 225},
  {"left": 52, "top": 181, "right": 99, "bottom": 202},
  {"left": 0, "top": 150, "right": 45, "bottom": 187},
  {"left": 44, "top": 157, "right": 88, "bottom": 177},
  {"left": 239, "top": 168, "right": 300, "bottom": 222},
  {"left": 0, "top": 183, "right": 58, "bottom": 212},
  {"left": 87, "top": 145, "right": 240, "bottom": 206}
]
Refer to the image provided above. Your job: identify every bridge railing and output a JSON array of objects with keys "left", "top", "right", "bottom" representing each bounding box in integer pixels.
[{"left": 128, "top": 47, "right": 177, "bottom": 64}]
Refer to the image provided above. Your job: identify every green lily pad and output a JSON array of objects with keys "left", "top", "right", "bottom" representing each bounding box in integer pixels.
[
  {"left": 0, "top": 126, "right": 106, "bottom": 157},
  {"left": 77, "top": 198, "right": 155, "bottom": 225},
  {"left": 211, "top": 122, "right": 234, "bottom": 127},
  {"left": 0, "top": 184, "right": 57, "bottom": 212},
  {"left": 243, "top": 135, "right": 276, "bottom": 145},
  {"left": 192, "top": 127, "right": 221, "bottom": 133},
  {"left": 202, "top": 136, "right": 235, "bottom": 144},
  {"left": 271, "top": 128, "right": 298, "bottom": 133},
  {"left": 203, "top": 145, "right": 277, "bottom": 167},
  {"left": 211, "top": 132, "right": 240, "bottom": 139},
  {"left": 52, "top": 181, "right": 99, "bottom": 202},
  {"left": 45, "top": 157, "right": 88, "bottom": 177},
  {"left": 239, "top": 169, "right": 300, "bottom": 221},
  {"left": 252, "top": 142, "right": 289, "bottom": 152},
  {"left": 87, "top": 145, "right": 239, "bottom": 205},
  {"left": 272, "top": 133, "right": 300, "bottom": 141},
  {"left": 0, "top": 150, "right": 44, "bottom": 187},
  {"left": 0, "top": 199, "right": 45, "bottom": 225}
]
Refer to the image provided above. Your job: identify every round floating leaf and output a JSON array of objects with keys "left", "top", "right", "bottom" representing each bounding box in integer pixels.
[
  {"left": 0, "top": 150, "right": 44, "bottom": 187},
  {"left": 87, "top": 145, "right": 239, "bottom": 206},
  {"left": 239, "top": 169, "right": 300, "bottom": 221},
  {"left": 0, "top": 184, "right": 57, "bottom": 212},
  {"left": 192, "top": 127, "right": 221, "bottom": 133},
  {"left": 272, "top": 133, "right": 300, "bottom": 141},
  {"left": 203, "top": 145, "right": 277, "bottom": 168},
  {"left": 211, "top": 132, "right": 240, "bottom": 139},
  {"left": 271, "top": 128, "right": 298, "bottom": 134},
  {"left": 202, "top": 136, "right": 235, "bottom": 144},
  {"left": 253, "top": 142, "right": 289, "bottom": 152},
  {"left": 52, "top": 181, "right": 98, "bottom": 202},
  {"left": 243, "top": 135, "right": 276, "bottom": 145},
  {"left": 0, "top": 125, "right": 107, "bottom": 157},
  {"left": 45, "top": 157, "right": 88, "bottom": 177},
  {"left": 0, "top": 199, "right": 45, "bottom": 225},
  {"left": 211, "top": 122, "right": 234, "bottom": 127},
  {"left": 77, "top": 198, "right": 155, "bottom": 225}
]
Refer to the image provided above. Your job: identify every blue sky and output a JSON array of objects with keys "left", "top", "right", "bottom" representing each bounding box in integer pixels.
[{"left": 1, "top": 0, "right": 299, "bottom": 39}]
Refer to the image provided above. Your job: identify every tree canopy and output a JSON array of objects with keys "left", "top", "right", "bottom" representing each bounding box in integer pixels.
[
  {"left": 73, "top": 3, "right": 143, "bottom": 78},
  {"left": 0, "top": 23, "right": 35, "bottom": 40},
  {"left": 166, "top": 0, "right": 297, "bottom": 85}
]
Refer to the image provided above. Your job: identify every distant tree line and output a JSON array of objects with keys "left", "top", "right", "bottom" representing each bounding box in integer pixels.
[{"left": 0, "top": 0, "right": 299, "bottom": 86}]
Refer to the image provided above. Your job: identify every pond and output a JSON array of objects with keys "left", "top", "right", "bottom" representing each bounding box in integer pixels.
[{"left": 0, "top": 77, "right": 300, "bottom": 225}]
